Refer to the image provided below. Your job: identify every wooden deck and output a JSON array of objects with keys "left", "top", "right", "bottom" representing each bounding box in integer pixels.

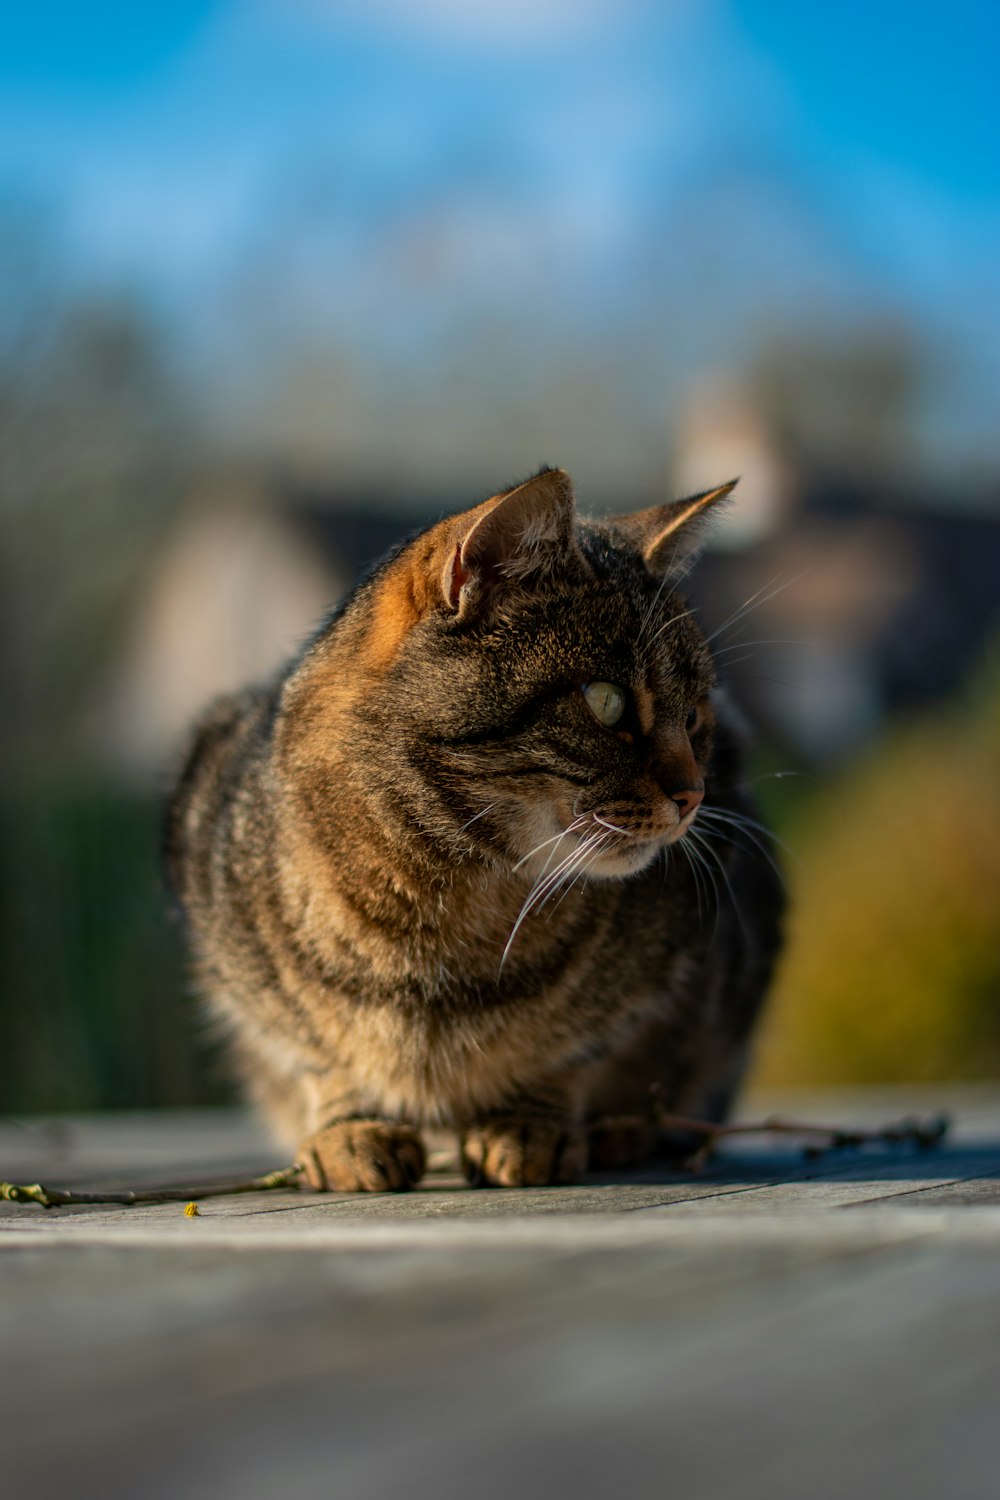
[{"left": 3, "top": 1086, "right": 1000, "bottom": 1500}]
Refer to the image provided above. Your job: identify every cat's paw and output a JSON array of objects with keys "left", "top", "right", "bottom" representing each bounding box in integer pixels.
[
  {"left": 299, "top": 1120, "right": 426, "bottom": 1193},
  {"left": 461, "top": 1119, "right": 587, "bottom": 1188}
]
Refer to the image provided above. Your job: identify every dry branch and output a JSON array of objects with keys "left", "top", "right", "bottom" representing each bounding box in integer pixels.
[
  {"left": 651, "top": 1109, "right": 950, "bottom": 1171},
  {"left": 0, "top": 1163, "right": 304, "bottom": 1209}
]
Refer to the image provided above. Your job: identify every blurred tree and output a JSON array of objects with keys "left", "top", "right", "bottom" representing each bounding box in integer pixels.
[
  {"left": 0, "top": 198, "right": 195, "bottom": 776},
  {"left": 0, "top": 203, "right": 218, "bottom": 1113}
]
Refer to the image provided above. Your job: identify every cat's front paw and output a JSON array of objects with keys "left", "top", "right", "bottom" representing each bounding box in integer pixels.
[
  {"left": 461, "top": 1119, "right": 587, "bottom": 1188},
  {"left": 299, "top": 1120, "right": 426, "bottom": 1192}
]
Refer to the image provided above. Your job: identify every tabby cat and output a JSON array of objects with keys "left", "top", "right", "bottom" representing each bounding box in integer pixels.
[{"left": 164, "top": 468, "right": 784, "bottom": 1190}]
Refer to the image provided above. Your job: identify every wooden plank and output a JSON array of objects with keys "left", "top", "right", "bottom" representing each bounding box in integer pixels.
[{"left": 2, "top": 1234, "right": 999, "bottom": 1500}]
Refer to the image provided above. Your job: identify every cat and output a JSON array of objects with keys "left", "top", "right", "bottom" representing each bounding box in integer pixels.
[{"left": 164, "top": 467, "right": 784, "bottom": 1191}]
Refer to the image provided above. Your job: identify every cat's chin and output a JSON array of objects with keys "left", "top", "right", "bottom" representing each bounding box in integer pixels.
[
  {"left": 585, "top": 822, "right": 696, "bottom": 880},
  {"left": 584, "top": 839, "right": 668, "bottom": 879}
]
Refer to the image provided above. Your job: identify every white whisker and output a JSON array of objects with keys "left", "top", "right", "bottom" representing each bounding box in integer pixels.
[
  {"left": 698, "top": 806, "right": 798, "bottom": 871},
  {"left": 591, "top": 813, "right": 629, "bottom": 836},
  {"left": 742, "top": 769, "right": 813, "bottom": 785},
  {"left": 635, "top": 565, "right": 678, "bottom": 647},
  {"left": 501, "top": 841, "right": 588, "bottom": 969},
  {"left": 457, "top": 803, "right": 496, "bottom": 834},
  {"left": 647, "top": 606, "right": 697, "bottom": 647},
  {"left": 713, "top": 638, "right": 808, "bottom": 658},
  {"left": 677, "top": 833, "right": 712, "bottom": 930},
  {"left": 499, "top": 829, "right": 605, "bottom": 971},
  {"left": 548, "top": 833, "right": 612, "bottom": 914},
  {"left": 687, "top": 825, "right": 748, "bottom": 940},
  {"left": 511, "top": 816, "right": 587, "bottom": 873},
  {"left": 699, "top": 817, "right": 786, "bottom": 885},
  {"left": 706, "top": 570, "right": 810, "bottom": 647}
]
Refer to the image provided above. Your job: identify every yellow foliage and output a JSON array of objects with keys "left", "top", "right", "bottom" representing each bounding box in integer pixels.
[{"left": 753, "top": 661, "right": 1000, "bottom": 1084}]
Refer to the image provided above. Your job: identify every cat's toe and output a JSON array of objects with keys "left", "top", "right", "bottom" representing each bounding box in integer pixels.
[
  {"left": 461, "top": 1120, "right": 586, "bottom": 1187},
  {"left": 299, "top": 1120, "right": 426, "bottom": 1193}
]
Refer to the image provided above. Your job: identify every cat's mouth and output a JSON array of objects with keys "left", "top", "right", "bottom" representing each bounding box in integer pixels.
[
  {"left": 512, "top": 799, "right": 699, "bottom": 884},
  {"left": 561, "top": 805, "right": 700, "bottom": 879}
]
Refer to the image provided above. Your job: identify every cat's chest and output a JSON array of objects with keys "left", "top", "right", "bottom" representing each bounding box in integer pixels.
[
  {"left": 337, "top": 906, "right": 678, "bottom": 1117},
  {"left": 344, "top": 982, "right": 640, "bottom": 1119}
]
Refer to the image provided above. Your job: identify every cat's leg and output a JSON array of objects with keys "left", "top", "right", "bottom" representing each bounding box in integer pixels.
[
  {"left": 586, "top": 1114, "right": 659, "bottom": 1171},
  {"left": 578, "top": 1012, "right": 717, "bottom": 1170},
  {"left": 581, "top": 1024, "right": 753, "bottom": 1169},
  {"left": 460, "top": 1079, "right": 587, "bottom": 1188},
  {"left": 296, "top": 1068, "right": 427, "bottom": 1193},
  {"left": 576, "top": 1028, "right": 667, "bottom": 1171}
]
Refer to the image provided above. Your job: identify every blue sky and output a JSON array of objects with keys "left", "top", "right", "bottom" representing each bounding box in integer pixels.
[
  {"left": 3, "top": 1, "right": 995, "bottom": 301},
  {"left": 1, "top": 1, "right": 997, "bottom": 482}
]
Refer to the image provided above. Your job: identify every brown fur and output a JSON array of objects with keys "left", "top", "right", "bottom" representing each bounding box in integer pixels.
[{"left": 164, "top": 468, "right": 784, "bottom": 1190}]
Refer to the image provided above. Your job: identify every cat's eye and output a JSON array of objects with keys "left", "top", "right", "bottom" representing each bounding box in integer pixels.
[
  {"left": 582, "top": 681, "right": 626, "bottom": 728},
  {"left": 686, "top": 704, "right": 700, "bottom": 733}
]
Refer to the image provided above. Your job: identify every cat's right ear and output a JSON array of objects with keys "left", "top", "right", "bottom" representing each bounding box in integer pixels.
[
  {"left": 614, "top": 480, "right": 738, "bottom": 575},
  {"left": 441, "top": 467, "right": 586, "bottom": 619}
]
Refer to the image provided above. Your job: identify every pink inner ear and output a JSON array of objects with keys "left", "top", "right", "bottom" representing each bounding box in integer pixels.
[{"left": 448, "top": 543, "right": 472, "bottom": 609}]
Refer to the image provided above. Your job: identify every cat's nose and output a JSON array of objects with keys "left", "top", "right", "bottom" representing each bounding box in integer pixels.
[{"left": 669, "top": 787, "right": 704, "bottom": 820}]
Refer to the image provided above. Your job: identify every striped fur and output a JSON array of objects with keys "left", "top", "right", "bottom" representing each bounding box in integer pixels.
[{"left": 164, "top": 468, "right": 784, "bottom": 1190}]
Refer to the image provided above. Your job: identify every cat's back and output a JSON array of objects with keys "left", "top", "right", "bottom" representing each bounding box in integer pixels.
[{"left": 163, "top": 683, "right": 277, "bottom": 913}]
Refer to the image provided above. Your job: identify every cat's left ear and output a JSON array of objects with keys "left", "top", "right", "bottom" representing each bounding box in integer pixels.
[
  {"left": 443, "top": 467, "right": 587, "bottom": 618},
  {"left": 613, "top": 480, "right": 738, "bottom": 575}
]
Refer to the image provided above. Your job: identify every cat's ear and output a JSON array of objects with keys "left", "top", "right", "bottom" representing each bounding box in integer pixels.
[
  {"left": 442, "top": 467, "right": 585, "bottom": 617},
  {"left": 614, "top": 480, "right": 737, "bottom": 575}
]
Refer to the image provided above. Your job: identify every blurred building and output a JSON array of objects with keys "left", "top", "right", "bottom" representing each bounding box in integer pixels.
[
  {"left": 691, "top": 492, "right": 1000, "bottom": 763},
  {"left": 103, "top": 476, "right": 345, "bottom": 778}
]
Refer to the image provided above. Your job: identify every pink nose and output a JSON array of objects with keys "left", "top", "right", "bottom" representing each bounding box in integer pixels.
[{"left": 670, "top": 787, "right": 704, "bottom": 820}]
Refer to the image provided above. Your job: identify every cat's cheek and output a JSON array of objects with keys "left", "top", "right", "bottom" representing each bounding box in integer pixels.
[{"left": 506, "top": 800, "right": 574, "bottom": 877}]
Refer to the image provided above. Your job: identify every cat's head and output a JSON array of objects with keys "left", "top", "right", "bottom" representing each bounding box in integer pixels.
[{"left": 280, "top": 468, "right": 734, "bottom": 882}]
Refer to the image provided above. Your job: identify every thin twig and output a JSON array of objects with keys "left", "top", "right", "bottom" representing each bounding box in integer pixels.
[
  {"left": 651, "top": 1109, "right": 950, "bottom": 1172},
  {"left": 0, "top": 1162, "right": 305, "bottom": 1210}
]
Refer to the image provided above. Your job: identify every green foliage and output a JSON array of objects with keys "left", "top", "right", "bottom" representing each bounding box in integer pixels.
[
  {"left": 0, "top": 777, "right": 234, "bottom": 1112},
  {"left": 755, "top": 655, "right": 1000, "bottom": 1084}
]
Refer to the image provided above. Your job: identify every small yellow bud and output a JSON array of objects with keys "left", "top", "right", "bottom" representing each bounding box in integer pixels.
[{"left": 184, "top": 1201, "right": 200, "bottom": 1218}]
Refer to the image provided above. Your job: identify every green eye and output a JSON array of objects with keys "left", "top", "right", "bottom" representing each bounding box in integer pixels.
[{"left": 582, "top": 681, "right": 626, "bottom": 727}]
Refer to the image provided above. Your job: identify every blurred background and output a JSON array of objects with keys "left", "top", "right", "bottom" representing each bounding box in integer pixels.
[{"left": 2, "top": 0, "right": 998, "bottom": 1113}]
